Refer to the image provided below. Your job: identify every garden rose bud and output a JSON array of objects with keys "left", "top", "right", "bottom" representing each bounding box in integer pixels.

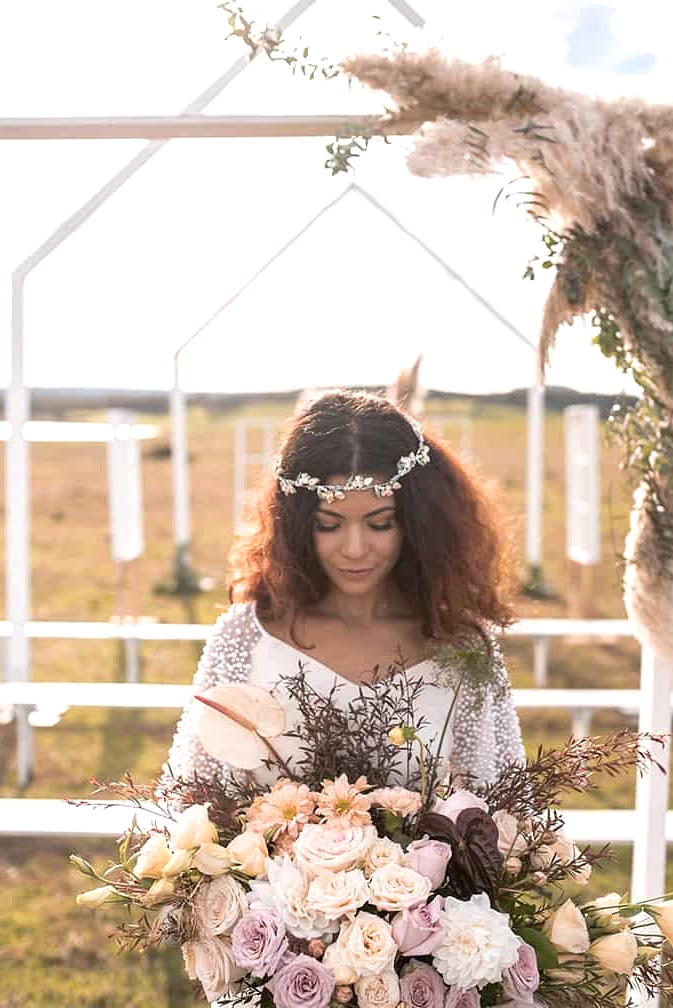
[
  {"left": 531, "top": 871, "right": 548, "bottom": 886},
  {"left": 542, "top": 899, "right": 590, "bottom": 953},
  {"left": 388, "top": 727, "right": 406, "bottom": 746},
  {"left": 75, "top": 884, "right": 117, "bottom": 908},
  {"left": 308, "top": 939, "right": 326, "bottom": 959},
  {"left": 134, "top": 833, "right": 172, "bottom": 879},
  {"left": 505, "top": 856, "right": 522, "bottom": 875},
  {"left": 142, "top": 877, "right": 176, "bottom": 907},
  {"left": 652, "top": 900, "right": 673, "bottom": 944},
  {"left": 585, "top": 893, "right": 627, "bottom": 931},
  {"left": 590, "top": 932, "right": 638, "bottom": 975},
  {"left": 170, "top": 803, "right": 217, "bottom": 850},
  {"left": 161, "top": 848, "right": 193, "bottom": 877},
  {"left": 335, "top": 986, "right": 354, "bottom": 1004}
]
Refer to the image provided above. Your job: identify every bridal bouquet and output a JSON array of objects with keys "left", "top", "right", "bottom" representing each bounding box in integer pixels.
[{"left": 71, "top": 667, "right": 672, "bottom": 1008}]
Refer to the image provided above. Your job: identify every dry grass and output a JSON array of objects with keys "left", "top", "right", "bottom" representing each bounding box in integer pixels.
[{"left": 0, "top": 395, "right": 666, "bottom": 1007}]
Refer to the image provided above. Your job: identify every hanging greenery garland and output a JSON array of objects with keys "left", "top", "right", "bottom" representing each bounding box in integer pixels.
[{"left": 218, "top": 3, "right": 673, "bottom": 662}]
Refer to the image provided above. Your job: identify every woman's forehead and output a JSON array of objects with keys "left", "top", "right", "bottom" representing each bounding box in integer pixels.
[{"left": 316, "top": 483, "right": 397, "bottom": 519}]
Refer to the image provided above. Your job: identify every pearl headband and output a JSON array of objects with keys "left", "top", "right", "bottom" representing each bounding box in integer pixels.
[{"left": 274, "top": 418, "right": 430, "bottom": 504}]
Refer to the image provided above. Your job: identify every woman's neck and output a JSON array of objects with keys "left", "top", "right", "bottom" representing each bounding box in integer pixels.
[{"left": 314, "top": 583, "right": 408, "bottom": 628}]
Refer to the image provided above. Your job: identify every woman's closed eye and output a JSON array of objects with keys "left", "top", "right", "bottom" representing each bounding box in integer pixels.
[
  {"left": 314, "top": 519, "right": 395, "bottom": 533},
  {"left": 314, "top": 520, "right": 340, "bottom": 533}
]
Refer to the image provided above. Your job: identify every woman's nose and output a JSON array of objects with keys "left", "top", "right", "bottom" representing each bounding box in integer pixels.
[{"left": 341, "top": 524, "right": 367, "bottom": 559}]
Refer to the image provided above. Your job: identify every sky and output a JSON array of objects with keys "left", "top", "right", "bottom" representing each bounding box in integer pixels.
[{"left": 1, "top": 0, "right": 672, "bottom": 396}]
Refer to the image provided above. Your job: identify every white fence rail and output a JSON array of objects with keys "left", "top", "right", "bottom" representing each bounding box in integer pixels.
[{"left": 1, "top": 618, "right": 670, "bottom": 906}]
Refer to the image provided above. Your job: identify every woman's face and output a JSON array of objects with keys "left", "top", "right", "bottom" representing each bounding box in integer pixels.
[{"left": 312, "top": 480, "right": 404, "bottom": 598}]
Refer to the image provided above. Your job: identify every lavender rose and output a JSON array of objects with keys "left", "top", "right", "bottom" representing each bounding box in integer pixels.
[
  {"left": 392, "top": 896, "right": 444, "bottom": 956},
  {"left": 270, "top": 953, "right": 336, "bottom": 1008},
  {"left": 444, "top": 988, "right": 480, "bottom": 1008},
  {"left": 232, "top": 908, "right": 289, "bottom": 977},
  {"left": 405, "top": 839, "right": 452, "bottom": 890},
  {"left": 400, "top": 959, "right": 447, "bottom": 1008},
  {"left": 502, "top": 942, "right": 540, "bottom": 999}
]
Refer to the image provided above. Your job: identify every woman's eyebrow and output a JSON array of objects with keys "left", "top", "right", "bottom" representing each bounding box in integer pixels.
[{"left": 316, "top": 506, "right": 396, "bottom": 519}]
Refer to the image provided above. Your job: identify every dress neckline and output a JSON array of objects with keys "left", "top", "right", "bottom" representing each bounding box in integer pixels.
[{"left": 250, "top": 602, "right": 432, "bottom": 687}]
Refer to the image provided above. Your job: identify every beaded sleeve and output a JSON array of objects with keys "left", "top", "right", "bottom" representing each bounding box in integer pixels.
[
  {"left": 439, "top": 631, "right": 525, "bottom": 787},
  {"left": 162, "top": 602, "right": 261, "bottom": 786}
]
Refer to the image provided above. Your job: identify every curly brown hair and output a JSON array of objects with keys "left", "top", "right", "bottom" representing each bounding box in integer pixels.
[{"left": 228, "top": 390, "right": 514, "bottom": 639}]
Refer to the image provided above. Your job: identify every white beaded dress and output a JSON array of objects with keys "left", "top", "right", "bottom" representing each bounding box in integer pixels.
[{"left": 164, "top": 602, "right": 524, "bottom": 789}]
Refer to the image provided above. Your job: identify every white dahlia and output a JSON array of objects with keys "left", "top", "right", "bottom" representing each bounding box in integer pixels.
[{"left": 432, "top": 893, "right": 521, "bottom": 990}]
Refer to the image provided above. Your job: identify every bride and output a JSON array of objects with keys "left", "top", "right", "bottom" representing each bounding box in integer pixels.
[{"left": 164, "top": 389, "right": 524, "bottom": 788}]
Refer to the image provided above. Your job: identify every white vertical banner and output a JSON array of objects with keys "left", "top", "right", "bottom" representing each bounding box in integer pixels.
[
  {"left": 107, "top": 410, "right": 144, "bottom": 563},
  {"left": 564, "top": 405, "right": 600, "bottom": 565}
]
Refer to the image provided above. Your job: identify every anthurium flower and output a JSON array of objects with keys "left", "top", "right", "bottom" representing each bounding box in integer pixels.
[{"left": 193, "top": 683, "right": 286, "bottom": 770}]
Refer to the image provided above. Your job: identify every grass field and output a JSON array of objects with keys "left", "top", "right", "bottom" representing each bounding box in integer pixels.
[{"left": 0, "top": 395, "right": 667, "bottom": 1007}]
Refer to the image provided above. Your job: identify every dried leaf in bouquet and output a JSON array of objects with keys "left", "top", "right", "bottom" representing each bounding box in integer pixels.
[
  {"left": 419, "top": 807, "right": 503, "bottom": 903},
  {"left": 193, "top": 683, "right": 286, "bottom": 770}
]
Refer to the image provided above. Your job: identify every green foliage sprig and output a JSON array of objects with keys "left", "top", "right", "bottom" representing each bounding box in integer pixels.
[{"left": 217, "top": 1, "right": 378, "bottom": 173}]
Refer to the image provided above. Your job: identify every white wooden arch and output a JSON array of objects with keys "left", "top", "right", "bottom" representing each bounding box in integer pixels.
[{"left": 169, "top": 179, "right": 537, "bottom": 588}]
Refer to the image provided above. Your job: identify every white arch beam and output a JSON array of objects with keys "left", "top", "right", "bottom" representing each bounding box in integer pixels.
[{"left": 0, "top": 114, "right": 393, "bottom": 140}]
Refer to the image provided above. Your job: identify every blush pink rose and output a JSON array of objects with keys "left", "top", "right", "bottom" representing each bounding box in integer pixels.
[
  {"left": 405, "top": 839, "right": 452, "bottom": 890},
  {"left": 433, "top": 790, "right": 488, "bottom": 823},
  {"left": 501, "top": 942, "right": 540, "bottom": 999},
  {"left": 391, "top": 896, "right": 444, "bottom": 956}
]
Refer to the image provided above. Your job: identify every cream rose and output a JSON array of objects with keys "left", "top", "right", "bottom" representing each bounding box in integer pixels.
[
  {"left": 294, "top": 824, "right": 377, "bottom": 877},
  {"left": 195, "top": 874, "right": 248, "bottom": 936},
  {"left": 491, "top": 811, "right": 528, "bottom": 857},
  {"left": 590, "top": 932, "right": 638, "bottom": 975},
  {"left": 355, "top": 970, "right": 401, "bottom": 1008},
  {"left": 363, "top": 837, "right": 405, "bottom": 877},
  {"left": 368, "top": 863, "right": 431, "bottom": 912},
  {"left": 543, "top": 899, "right": 590, "bottom": 953},
  {"left": 307, "top": 869, "right": 370, "bottom": 922},
  {"left": 134, "top": 833, "right": 173, "bottom": 879},
  {"left": 170, "top": 804, "right": 217, "bottom": 850},
  {"left": 193, "top": 842, "right": 232, "bottom": 877},
  {"left": 338, "top": 912, "right": 397, "bottom": 977},
  {"left": 227, "top": 830, "right": 269, "bottom": 878},
  {"left": 181, "top": 936, "right": 246, "bottom": 1003},
  {"left": 323, "top": 940, "right": 360, "bottom": 985}
]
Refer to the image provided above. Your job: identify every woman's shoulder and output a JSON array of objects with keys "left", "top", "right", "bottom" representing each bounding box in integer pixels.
[{"left": 196, "top": 602, "right": 262, "bottom": 685}]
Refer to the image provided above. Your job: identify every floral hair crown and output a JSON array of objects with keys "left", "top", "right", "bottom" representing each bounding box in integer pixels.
[{"left": 274, "top": 418, "right": 430, "bottom": 504}]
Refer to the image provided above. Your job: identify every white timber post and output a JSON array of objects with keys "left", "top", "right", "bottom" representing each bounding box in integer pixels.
[
  {"left": 171, "top": 360, "right": 192, "bottom": 587},
  {"left": 630, "top": 646, "right": 671, "bottom": 1008},
  {"left": 7, "top": 271, "right": 32, "bottom": 787},
  {"left": 525, "top": 380, "right": 545, "bottom": 594},
  {"left": 631, "top": 646, "right": 671, "bottom": 903}
]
